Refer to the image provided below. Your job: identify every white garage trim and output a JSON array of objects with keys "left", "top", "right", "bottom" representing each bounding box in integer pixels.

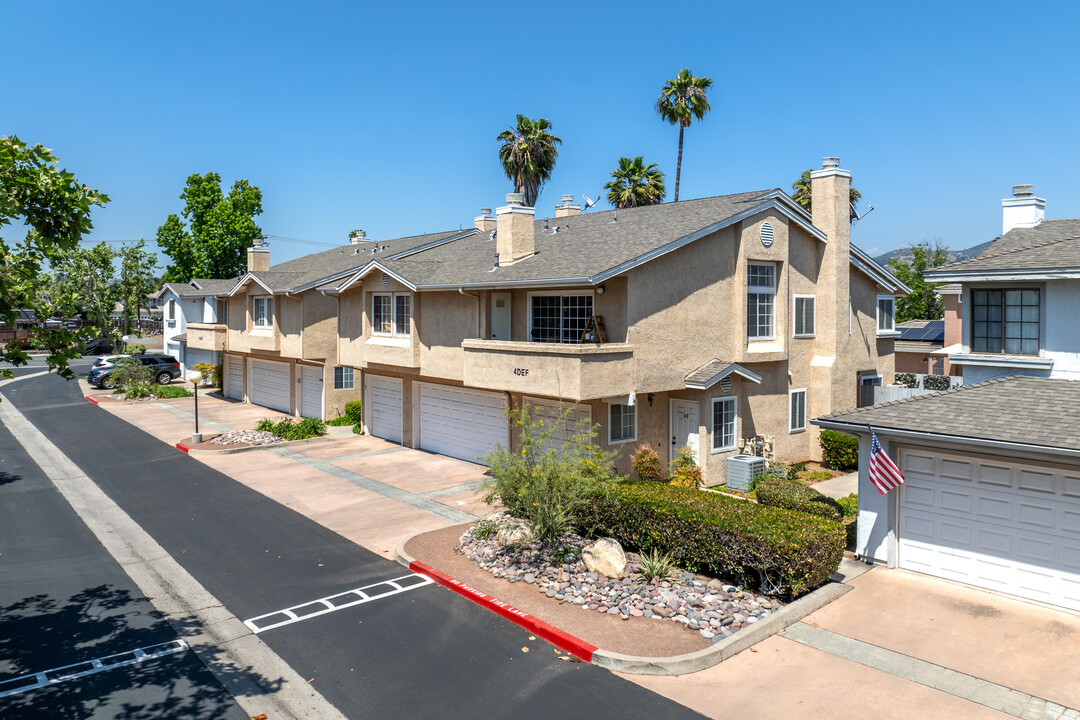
[
  {"left": 523, "top": 396, "right": 592, "bottom": 454},
  {"left": 898, "top": 447, "right": 1080, "bottom": 612},
  {"left": 249, "top": 359, "right": 291, "bottom": 413},
  {"left": 415, "top": 382, "right": 507, "bottom": 464},
  {"left": 300, "top": 365, "right": 323, "bottom": 419},
  {"left": 225, "top": 355, "right": 243, "bottom": 400},
  {"left": 366, "top": 375, "right": 403, "bottom": 444}
]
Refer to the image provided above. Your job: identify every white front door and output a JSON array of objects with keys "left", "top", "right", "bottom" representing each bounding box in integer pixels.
[
  {"left": 491, "top": 293, "right": 511, "bottom": 340},
  {"left": 368, "top": 375, "right": 403, "bottom": 443},
  {"left": 300, "top": 366, "right": 323, "bottom": 419},
  {"left": 670, "top": 399, "right": 700, "bottom": 464}
]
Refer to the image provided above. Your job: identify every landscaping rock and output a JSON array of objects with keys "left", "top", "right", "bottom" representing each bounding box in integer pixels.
[
  {"left": 497, "top": 521, "right": 532, "bottom": 546},
  {"left": 580, "top": 538, "right": 629, "bottom": 579}
]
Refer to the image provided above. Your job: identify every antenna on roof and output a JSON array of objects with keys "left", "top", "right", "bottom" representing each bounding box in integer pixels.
[
  {"left": 851, "top": 202, "right": 875, "bottom": 223},
  {"left": 581, "top": 193, "right": 598, "bottom": 211},
  {"left": 610, "top": 210, "right": 617, "bottom": 223}
]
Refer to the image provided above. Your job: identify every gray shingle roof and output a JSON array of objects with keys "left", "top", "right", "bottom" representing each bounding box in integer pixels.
[
  {"left": 813, "top": 375, "right": 1080, "bottom": 451},
  {"left": 925, "top": 219, "right": 1080, "bottom": 277},
  {"left": 685, "top": 360, "right": 763, "bottom": 389},
  {"left": 163, "top": 279, "right": 238, "bottom": 297}
]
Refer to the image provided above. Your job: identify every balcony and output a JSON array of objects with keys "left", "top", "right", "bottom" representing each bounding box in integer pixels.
[
  {"left": 185, "top": 322, "right": 227, "bottom": 351},
  {"left": 462, "top": 339, "right": 635, "bottom": 401}
]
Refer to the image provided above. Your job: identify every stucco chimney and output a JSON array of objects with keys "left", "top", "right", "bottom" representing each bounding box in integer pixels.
[
  {"left": 1002, "top": 184, "right": 1045, "bottom": 235},
  {"left": 495, "top": 193, "right": 535, "bottom": 264},
  {"left": 474, "top": 208, "right": 495, "bottom": 232},
  {"left": 349, "top": 229, "right": 367, "bottom": 245},
  {"left": 810, "top": 156, "right": 852, "bottom": 365},
  {"left": 247, "top": 236, "right": 270, "bottom": 273},
  {"left": 555, "top": 194, "right": 581, "bottom": 217}
]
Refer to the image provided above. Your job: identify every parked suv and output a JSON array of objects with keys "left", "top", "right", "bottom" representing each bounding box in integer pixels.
[{"left": 87, "top": 355, "right": 182, "bottom": 389}]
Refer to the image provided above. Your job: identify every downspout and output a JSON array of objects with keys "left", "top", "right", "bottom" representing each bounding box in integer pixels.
[{"left": 459, "top": 287, "right": 481, "bottom": 338}]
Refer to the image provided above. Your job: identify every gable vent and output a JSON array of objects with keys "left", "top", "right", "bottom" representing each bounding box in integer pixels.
[
  {"left": 381, "top": 274, "right": 390, "bottom": 286},
  {"left": 760, "top": 222, "right": 775, "bottom": 247},
  {"left": 720, "top": 376, "right": 733, "bottom": 393}
]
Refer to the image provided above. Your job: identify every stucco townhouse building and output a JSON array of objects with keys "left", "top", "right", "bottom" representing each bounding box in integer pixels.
[{"left": 187, "top": 157, "right": 907, "bottom": 485}]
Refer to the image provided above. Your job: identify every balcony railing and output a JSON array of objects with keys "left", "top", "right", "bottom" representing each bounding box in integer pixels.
[
  {"left": 185, "top": 322, "right": 228, "bottom": 351},
  {"left": 462, "top": 339, "right": 634, "bottom": 401}
]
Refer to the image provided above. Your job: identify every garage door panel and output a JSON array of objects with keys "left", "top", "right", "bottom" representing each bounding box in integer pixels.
[
  {"left": 369, "top": 376, "right": 403, "bottom": 444},
  {"left": 418, "top": 385, "right": 506, "bottom": 463},
  {"left": 975, "top": 495, "right": 1012, "bottom": 522},
  {"left": 938, "top": 519, "right": 972, "bottom": 546},
  {"left": 903, "top": 483, "right": 936, "bottom": 509},
  {"left": 975, "top": 463, "right": 1011, "bottom": 487},
  {"left": 250, "top": 360, "right": 290, "bottom": 413},
  {"left": 941, "top": 458, "right": 975, "bottom": 481},
  {"left": 1018, "top": 470, "right": 1055, "bottom": 493},
  {"left": 939, "top": 489, "right": 973, "bottom": 514},
  {"left": 1063, "top": 510, "right": 1080, "bottom": 535},
  {"left": 226, "top": 356, "right": 243, "bottom": 400},
  {"left": 974, "top": 527, "right": 1011, "bottom": 554},
  {"left": 1017, "top": 501, "right": 1055, "bottom": 530},
  {"left": 904, "top": 452, "right": 936, "bottom": 474}
]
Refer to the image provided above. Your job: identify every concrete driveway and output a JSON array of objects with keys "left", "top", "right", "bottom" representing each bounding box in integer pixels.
[{"left": 627, "top": 567, "right": 1080, "bottom": 719}]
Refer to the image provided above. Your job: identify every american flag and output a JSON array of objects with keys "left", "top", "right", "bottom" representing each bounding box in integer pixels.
[{"left": 869, "top": 430, "right": 904, "bottom": 495}]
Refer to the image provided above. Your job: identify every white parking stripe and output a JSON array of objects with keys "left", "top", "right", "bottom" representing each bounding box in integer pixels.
[
  {"left": 244, "top": 573, "right": 434, "bottom": 634},
  {"left": 0, "top": 639, "right": 189, "bottom": 699}
]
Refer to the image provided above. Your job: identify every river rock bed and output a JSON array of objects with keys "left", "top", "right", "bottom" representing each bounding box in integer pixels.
[
  {"left": 210, "top": 429, "right": 282, "bottom": 446},
  {"left": 456, "top": 513, "right": 784, "bottom": 642}
]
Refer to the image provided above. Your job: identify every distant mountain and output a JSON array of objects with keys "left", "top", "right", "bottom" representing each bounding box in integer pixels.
[{"left": 873, "top": 239, "right": 996, "bottom": 267}]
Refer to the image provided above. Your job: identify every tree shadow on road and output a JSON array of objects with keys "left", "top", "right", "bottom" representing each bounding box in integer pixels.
[
  {"left": 0, "top": 584, "right": 279, "bottom": 719},
  {"left": 0, "top": 472, "right": 20, "bottom": 486}
]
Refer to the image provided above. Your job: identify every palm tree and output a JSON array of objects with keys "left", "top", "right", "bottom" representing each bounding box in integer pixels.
[
  {"left": 497, "top": 115, "right": 561, "bottom": 207},
  {"left": 604, "top": 157, "right": 666, "bottom": 208},
  {"left": 791, "top": 169, "right": 863, "bottom": 220},
  {"left": 655, "top": 69, "right": 713, "bottom": 202}
]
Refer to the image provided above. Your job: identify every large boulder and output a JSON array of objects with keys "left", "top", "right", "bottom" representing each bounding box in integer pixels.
[
  {"left": 581, "top": 538, "right": 629, "bottom": 579},
  {"left": 497, "top": 520, "right": 532, "bottom": 547}
]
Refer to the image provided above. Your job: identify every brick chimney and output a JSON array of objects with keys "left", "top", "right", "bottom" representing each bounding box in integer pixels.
[
  {"left": 474, "top": 208, "right": 495, "bottom": 232},
  {"left": 495, "top": 193, "right": 535, "bottom": 264},
  {"left": 1002, "top": 184, "right": 1045, "bottom": 235},
  {"left": 247, "top": 236, "right": 270, "bottom": 273},
  {"left": 554, "top": 194, "right": 581, "bottom": 217}
]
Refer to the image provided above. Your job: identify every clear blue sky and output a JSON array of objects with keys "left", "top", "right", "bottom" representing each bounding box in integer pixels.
[{"left": 8, "top": 1, "right": 1079, "bottom": 265}]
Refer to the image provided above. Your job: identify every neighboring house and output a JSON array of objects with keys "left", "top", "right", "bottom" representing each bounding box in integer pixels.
[
  {"left": 812, "top": 184, "right": 1080, "bottom": 614},
  {"left": 893, "top": 319, "right": 952, "bottom": 376},
  {"left": 191, "top": 157, "right": 908, "bottom": 485},
  {"left": 156, "top": 279, "right": 237, "bottom": 377}
]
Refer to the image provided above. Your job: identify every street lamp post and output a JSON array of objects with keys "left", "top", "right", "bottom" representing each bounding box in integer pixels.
[{"left": 189, "top": 370, "right": 203, "bottom": 443}]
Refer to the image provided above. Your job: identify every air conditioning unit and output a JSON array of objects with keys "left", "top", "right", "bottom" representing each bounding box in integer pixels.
[{"left": 726, "top": 455, "right": 767, "bottom": 492}]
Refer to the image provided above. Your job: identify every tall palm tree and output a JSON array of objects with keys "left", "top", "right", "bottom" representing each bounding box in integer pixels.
[
  {"left": 604, "top": 156, "right": 666, "bottom": 208},
  {"left": 497, "top": 115, "right": 561, "bottom": 207},
  {"left": 791, "top": 168, "right": 863, "bottom": 220},
  {"left": 655, "top": 68, "right": 713, "bottom": 202}
]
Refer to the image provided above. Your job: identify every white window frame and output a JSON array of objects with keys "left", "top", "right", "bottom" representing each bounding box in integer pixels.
[
  {"left": 710, "top": 396, "right": 737, "bottom": 453},
  {"left": 334, "top": 366, "right": 354, "bottom": 390},
  {"left": 607, "top": 403, "right": 637, "bottom": 445},
  {"left": 253, "top": 296, "right": 273, "bottom": 329},
  {"left": 526, "top": 290, "right": 595, "bottom": 344},
  {"left": 747, "top": 263, "right": 776, "bottom": 341},
  {"left": 372, "top": 292, "right": 412, "bottom": 338},
  {"left": 167, "top": 299, "right": 176, "bottom": 323},
  {"left": 789, "top": 388, "right": 807, "bottom": 433},
  {"left": 793, "top": 294, "right": 816, "bottom": 338},
  {"left": 877, "top": 294, "right": 897, "bottom": 335}
]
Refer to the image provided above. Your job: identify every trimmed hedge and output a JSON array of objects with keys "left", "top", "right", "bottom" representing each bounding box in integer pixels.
[
  {"left": 584, "top": 482, "right": 845, "bottom": 597},
  {"left": 344, "top": 399, "right": 363, "bottom": 425},
  {"left": 819, "top": 429, "right": 859, "bottom": 470},
  {"left": 755, "top": 477, "right": 844, "bottom": 522}
]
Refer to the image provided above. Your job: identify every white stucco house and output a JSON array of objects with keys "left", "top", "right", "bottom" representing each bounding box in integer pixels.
[
  {"left": 812, "top": 185, "right": 1080, "bottom": 614},
  {"left": 155, "top": 280, "right": 237, "bottom": 377}
]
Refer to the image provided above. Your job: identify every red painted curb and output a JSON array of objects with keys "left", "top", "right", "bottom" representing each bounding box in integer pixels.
[
  {"left": 176, "top": 442, "right": 190, "bottom": 454},
  {"left": 85, "top": 395, "right": 99, "bottom": 405},
  {"left": 409, "top": 560, "right": 597, "bottom": 662}
]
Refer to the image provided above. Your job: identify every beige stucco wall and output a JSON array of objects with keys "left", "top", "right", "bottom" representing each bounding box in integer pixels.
[{"left": 302, "top": 291, "right": 338, "bottom": 361}]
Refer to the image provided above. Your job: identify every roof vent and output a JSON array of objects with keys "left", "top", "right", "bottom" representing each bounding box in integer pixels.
[
  {"left": 381, "top": 274, "right": 390, "bottom": 286},
  {"left": 760, "top": 221, "right": 775, "bottom": 247},
  {"left": 720, "top": 376, "right": 733, "bottom": 393},
  {"left": 1012, "top": 184, "right": 1034, "bottom": 197}
]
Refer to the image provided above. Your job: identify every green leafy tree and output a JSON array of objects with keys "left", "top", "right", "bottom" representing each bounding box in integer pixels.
[
  {"left": 52, "top": 242, "right": 121, "bottom": 346},
  {"left": 887, "top": 239, "right": 949, "bottom": 321},
  {"left": 655, "top": 68, "right": 713, "bottom": 203},
  {"left": 157, "top": 172, "right": 263, "bottom": 282},
  {"left": 117, "top": 240, "right": 159, "bottom": 335},
  {"left": 604, "top": 156, "right": 666, "bottom": 208},
  {"left": 0, "top": 136, "right": 109, "bottom": 379},
  {"left": 497, "top": 115, "right": 561, "bottom": 208},
  {"left": 791, "top": 169, "right": 863, "bottom": 218}
]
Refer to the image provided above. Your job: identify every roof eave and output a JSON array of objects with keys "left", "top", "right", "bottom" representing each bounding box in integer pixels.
[
  {"left": 925, "top": 268, "right": 1080, "bottom": 282},
  {"left": 850, "top": 244, "right": 912, "bottom": 294}
]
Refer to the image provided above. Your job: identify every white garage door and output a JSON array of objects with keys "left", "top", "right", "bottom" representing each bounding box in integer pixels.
[
  {"left": 526, "top": 398, "right": 592, "bottom": 454},
  {"left": 899, "top": 448, "right": 1080, "bottom": 611},
  {"left": 185, "top": 348, "right": 213, "bottom": 379},
  {"left": 418, "top": 384, "right": 506, "bottom": 463},
  {"left": 249, "top": 359, "right": 291, "bottom": 413},
  {"left": 300, "top": 366, "right": 323, "bottom": 419},
  {"left": 368, "top": 376, "right": 403, "bottom": 443},
  {"left": 226, "top": 356, "right": 243, "bottom": 400}
]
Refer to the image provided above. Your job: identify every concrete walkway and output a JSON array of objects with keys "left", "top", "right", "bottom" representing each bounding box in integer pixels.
[{"left": 811, "top": 470, "right": 858, "bottom": 499}]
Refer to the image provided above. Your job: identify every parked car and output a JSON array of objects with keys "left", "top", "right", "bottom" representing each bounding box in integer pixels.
[
  {"left": 87, "top": 355, "right": 181, "bottom": 389},
  {"left": 81, "top": 336, "right": 115, "bottom": 356}
]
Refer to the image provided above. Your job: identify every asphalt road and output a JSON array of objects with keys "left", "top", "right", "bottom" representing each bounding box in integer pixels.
[
  {"left": 1, "top": 367, "right": 705, "bottom": 719},
  {"left": 0, "top": 376, "right": 249, "bottom": 719}
]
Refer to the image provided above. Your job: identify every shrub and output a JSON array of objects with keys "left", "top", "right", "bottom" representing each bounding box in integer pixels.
[
  {"left": 584, "top": 481, "right": 845, "bottom": 597},
  {"left": 748, "top": 461, "right": 788, "bottom": 492},
  {"left": 123, "top": 344, "right": 147, "bottom": 355},
  {"left": 786, "top": 461, "right": 808, "bottom": 481},
  {"left": 669, "top": 446, "right": 702, "bottom": 489},
  {"left": 754, "top": 477, "right": 844, "bottom": 522},
  {"left": 895, "top": 372, "right": 918, "bottom": 388},
  {"left": 819, "top": 429, "right": 859, "bottom": 470},
  {"left": 111, "top": 357, "right": 153, "bottom": 397},
  {"left": 803, "top": 470, "right": 832, "bottom": 482},
  {"left": 152, "top": 384, "right": 192, "bottom": 398},
  {"left": 923, "top": 374, "right": 951, "bottom": 391},
  {"left": 193, "top": 362, "right": 221, "bottom": 387},
  {"left": 326, "top": 415, "right": 353, "bottom": 426},
  {"left": 837, "top": 493, "right": 858, "bottom": 519},
  {"left": 637, "top": 548, "right": 677, "bottom": 582},
  {"left": 481, "top": 402, "right": 619, "bottom": 541},
  {"left": 344, "top": 399, "right": 363, "bottom": 425},
  {"left": 255, "top": 416, "right": 326, "bottom": 440},
  {"left": 630, "top": 444, "right": 665, "bottom": 482}
]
